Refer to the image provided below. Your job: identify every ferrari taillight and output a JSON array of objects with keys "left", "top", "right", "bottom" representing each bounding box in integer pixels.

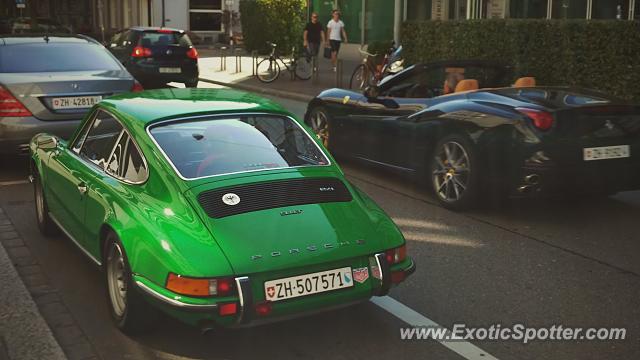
[
  {"left": 385, "top": 244, "right": 407, "bottom": 265},
  {"left": 0, "top": 86, "right": 32, "bottom": 117},
  {"left": 517, "top": 108, "right": 554, "bottom": 131}
]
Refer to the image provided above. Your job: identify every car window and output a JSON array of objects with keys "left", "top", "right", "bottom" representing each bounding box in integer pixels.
[
  {"left": 139, "top": 31, "right": 193, "bottom": 47},
  {"left": 79, "top": 111, "right": 123, "bottom": 169},
  {"left": 106, "top": 132, "right": 148, "bottom": 183},
  {"left": 150, "top": 115, "right": 329, "bottom": 179},
  {"left": 0, "top": 43, "right": 121, "bottom": 73}
]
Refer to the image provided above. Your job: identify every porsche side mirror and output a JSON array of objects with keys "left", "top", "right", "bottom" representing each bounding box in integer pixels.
[
  {"left": 36, "top": 135, "right": 59, "bottom": 150},
  {"left": 363, "top": 85, "right": 380, "bottom": 99}
]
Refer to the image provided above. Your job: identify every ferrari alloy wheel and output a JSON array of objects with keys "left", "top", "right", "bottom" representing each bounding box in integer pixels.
[
  {"left": 34, "top": 177, "right": 59, "bottom": 237},
  {"left": 309, "top": 107, "right": 331, "bottom": 148},
  {"left": 105, "top": 233, "right": 155, "bottom": 334},
  {"left": 430, "top": 135, "right": 478, "bottom": 210}
]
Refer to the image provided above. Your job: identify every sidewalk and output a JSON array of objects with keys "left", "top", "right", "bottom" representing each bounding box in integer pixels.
[
  {"left": 198, "top": 43, "right": 364, "bottom": 101},
  {"left": 0, "top": 207, "right": 66, "bottom": 360}
]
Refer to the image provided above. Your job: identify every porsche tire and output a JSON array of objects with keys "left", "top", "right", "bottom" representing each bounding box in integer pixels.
[
  {"left": 104, "top": 232, "right": 156, "bottom": 334},
  {"left": 34, "top": 177, "right": 59, "bottom": 237},
  {"left": 430, "top": 134, "right": 479, "bottom": 211}
]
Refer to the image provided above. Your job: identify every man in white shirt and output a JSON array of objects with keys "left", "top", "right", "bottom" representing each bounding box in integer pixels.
[{"left": 326, "top": 9, "right": 348, "bottom": 72}]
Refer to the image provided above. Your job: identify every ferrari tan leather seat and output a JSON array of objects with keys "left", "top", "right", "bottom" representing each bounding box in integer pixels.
[
  {"left": 454, "top": 79, "right": 479, "bottom": 93},
  {"left": 514, "top": 77, "right": 536, "bottom": 87}
]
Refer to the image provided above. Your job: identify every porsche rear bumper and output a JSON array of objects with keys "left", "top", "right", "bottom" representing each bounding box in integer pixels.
[{"left": 134, "top": 254, "right": 415, "bottom": 329}]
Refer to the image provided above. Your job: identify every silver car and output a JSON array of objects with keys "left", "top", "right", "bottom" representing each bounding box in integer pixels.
[{"left": 0, "top": 34, "right": 141, "bottom": 155}]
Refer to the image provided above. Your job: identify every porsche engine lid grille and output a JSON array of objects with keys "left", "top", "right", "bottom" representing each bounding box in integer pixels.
[{"left": 198, "top": 177, "right": 353, "bottom": 218}]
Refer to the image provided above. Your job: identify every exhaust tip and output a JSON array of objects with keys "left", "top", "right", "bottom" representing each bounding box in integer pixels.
[
  {"left": 198, "top": 320, "right": 217, "bottom": 335},
  {"left": 518, "top": 185, "right": 532, "bottom": 194},
  {"left": 524, "top": 174, "right": 540, "bottom": 185}
]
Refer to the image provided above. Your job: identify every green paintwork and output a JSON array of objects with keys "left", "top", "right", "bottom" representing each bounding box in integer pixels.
[{"left": 30, "top": 88, "right": 414, "bottom": 327}]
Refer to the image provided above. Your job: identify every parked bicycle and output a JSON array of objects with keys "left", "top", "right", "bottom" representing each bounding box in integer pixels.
[
  {"left": 256, "top": 42, "right": 313, "bottom": 83},
  {"left": 350, "top": 44, "right": 403, "bottom": 90}
]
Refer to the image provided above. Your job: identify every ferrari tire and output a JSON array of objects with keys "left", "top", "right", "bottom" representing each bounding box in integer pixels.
[
  {"left": 430, "top": 134, "right": 479, "bottom": 211},
  {"left": 308, "top": 106, "right": 331, "bottom": 149},
  {"left": 185, "top": 79, "right": 199, "bottom": 88},
  {"left": 105, "top": 232, "right": 156, "bottom": 334},
  {"left": 34, "top": 177, "right": 59, "bottom": 237}
]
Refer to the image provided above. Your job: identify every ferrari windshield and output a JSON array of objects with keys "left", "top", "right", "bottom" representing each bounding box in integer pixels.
[{"left": 149, "top": 114, "right": 330, "bottom": 179}]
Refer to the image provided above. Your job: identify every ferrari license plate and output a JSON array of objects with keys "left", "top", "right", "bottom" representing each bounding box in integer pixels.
[
  {"left": 51, "top": 96, "right": 102, "bottom": 110},
  {"left": 583, "top": 145, "right": 630, "bottom": 161},
  {"left": 159, "top": 67, "right": 181, "bottom": 73},
  {"left": 264, "top": 267, "right": 353, "bottom": 302}
]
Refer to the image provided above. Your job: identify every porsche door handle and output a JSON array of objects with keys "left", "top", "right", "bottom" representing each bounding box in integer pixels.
[{"left": 77, "top": 183, "right": 88, "bottom": 195}]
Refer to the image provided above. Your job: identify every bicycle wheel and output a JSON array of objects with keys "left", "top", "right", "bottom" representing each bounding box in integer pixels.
[
  {"left": 350, "top": 64, "right": 367, "bottom": 90},
  {"left": 294, "top": 56, "right": 313, "bottom": 80},
  {"left": 256, "top": 58, "right": 281, "bottom": 83}
]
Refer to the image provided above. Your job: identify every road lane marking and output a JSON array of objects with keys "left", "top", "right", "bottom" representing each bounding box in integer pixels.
[
  {"left": 0, "top": 180, "right": 29, "bottom": 186},
  {"left": 371, "top": 296, "right": 498, "bottom": 360}
]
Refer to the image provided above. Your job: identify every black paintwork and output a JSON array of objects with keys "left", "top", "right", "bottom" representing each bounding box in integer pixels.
[
  {"left": 305, "top": 60, "right": 640, "bottom": 197},
  {"left": 107, "top": 27, "right": 198, "bottom": 85}
]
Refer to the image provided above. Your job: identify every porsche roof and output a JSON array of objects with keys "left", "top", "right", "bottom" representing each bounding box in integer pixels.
[{"left": 100, "top": 88, "right": 289, "bottom": 125}]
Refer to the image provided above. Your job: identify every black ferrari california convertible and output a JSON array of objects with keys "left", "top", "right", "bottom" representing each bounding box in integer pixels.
[{"left": 305, "top": 60, "right": 640, "bottom": 210}]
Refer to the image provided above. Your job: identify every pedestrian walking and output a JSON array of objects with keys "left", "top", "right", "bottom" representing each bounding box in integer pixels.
[
  {"left": 326, "top": 9, "right": 348, "bottom": 72},
  {"left": 303, "top": 12, "right": 325, "bottom": 59}
]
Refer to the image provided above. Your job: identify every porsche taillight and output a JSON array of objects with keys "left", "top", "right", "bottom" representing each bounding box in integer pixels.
[
  {"left": 0, "top": 86, "right": 32, "bottom": 117},
  {"left": 165, "top": 273, "right": 235, "bottom": 297},
  {"left": 385, "top": 244, "right": 407, "bottom": 265},
  {"left": 131, "top": 80, "right": 144, "bottom": 92},
  {"left": 517, "top": 108, "right": 554, "bottom": 131}
]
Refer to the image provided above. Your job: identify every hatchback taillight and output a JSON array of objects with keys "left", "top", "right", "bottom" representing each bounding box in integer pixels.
[
  {"left": 132, "top": 46, "right": 152, "bottom": 58},
  {"left": 0, "top": 86, "right": 32, "bottom": 117},
  {"left": 517, "top": 108, "right": 554, "bottom": 131},
  {"left": 186, "top": 47, "right": 199, "bottom": 60}
]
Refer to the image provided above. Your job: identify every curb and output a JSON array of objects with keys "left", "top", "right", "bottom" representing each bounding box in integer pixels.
[
  {"left": 0, "top": 207, "right": 67, "bottom": 360},
  {"left": 198, "top": 78, "right": 315, "bottom": 103},
  {"left": 0, "top": 206, "right": 100, "bottom": 360}
]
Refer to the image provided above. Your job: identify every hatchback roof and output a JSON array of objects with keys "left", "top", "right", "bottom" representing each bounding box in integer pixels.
[
  {"left": 0, "top": 34, "right": 98, "bottom": 46},
  {"left": 129, "top": 26, "right": 184, "bottom": 33}
]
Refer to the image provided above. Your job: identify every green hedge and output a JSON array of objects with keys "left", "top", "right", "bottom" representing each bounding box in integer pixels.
[
  {"left": 401, "top": 20, "right": 640, "bottom": 101},
  {"left": 239, "top": 0, "right": 306, "bottom": 55}
]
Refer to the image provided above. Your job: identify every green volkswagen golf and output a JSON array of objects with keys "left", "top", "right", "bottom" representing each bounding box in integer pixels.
[{"left": 29, "top": 88, "right": 415, "bottom": 334}]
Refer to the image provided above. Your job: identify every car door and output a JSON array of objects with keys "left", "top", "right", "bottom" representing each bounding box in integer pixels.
[
  {"left": 82, "top": 127, "right": 149, "bottom": 257},
  {"left": 353, "top": 65, "right": 435, "bottom": 168},
  {"left": 45, "top": 109, "right": 124, "bottom": 248}
]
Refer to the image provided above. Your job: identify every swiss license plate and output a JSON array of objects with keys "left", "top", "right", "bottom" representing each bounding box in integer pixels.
[
  {"left": 583, "top": 145, "right": 630, "bottom": 161},
  {"left": 159, "top": 67, "right": 181, "bottom": 73},
  {"left": 51, "top": 96, "right": 102, "bottom": 110},
  {"left": 264, "top": 267, "right": 353, "bottom": 302}
]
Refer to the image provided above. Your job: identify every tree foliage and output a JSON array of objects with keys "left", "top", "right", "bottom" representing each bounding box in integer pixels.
[
  {"left": 402, "top": 20, "right": 640, "bottom": 100},
  {"left": 239, "top": 0, "right": 306, "bottom": 55}
]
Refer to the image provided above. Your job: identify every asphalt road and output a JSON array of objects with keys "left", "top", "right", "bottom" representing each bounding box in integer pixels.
[{"left": 1, "top": 87, "right": 639, "bottom": 360}]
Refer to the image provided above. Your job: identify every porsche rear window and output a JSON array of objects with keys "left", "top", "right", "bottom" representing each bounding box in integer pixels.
[{"left": 149, "top": 115, "right": 330, "bottom": 179}]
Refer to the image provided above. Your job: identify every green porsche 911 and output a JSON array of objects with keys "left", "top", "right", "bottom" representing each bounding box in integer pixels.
[{"left": 29, "top": 88, "right": 415, "bottom": 333}]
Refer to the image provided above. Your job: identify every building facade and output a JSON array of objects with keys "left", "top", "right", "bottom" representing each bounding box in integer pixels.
[{"left": 309, "top": 0, "right": 638, "bottom": 46}]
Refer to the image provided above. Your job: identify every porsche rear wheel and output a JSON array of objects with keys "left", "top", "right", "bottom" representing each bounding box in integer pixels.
[
  {"left": 105, "top": 233, "right": 156, "bottom": 334},
  {"left": 430, "top": 134, "right": 479, "bottom": 210},
  {"left": 308, "top": 107, "right": 331, "bottom": 148},
  {"left": 34, "top": 177, "right": 59, "bottom": 237}
]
